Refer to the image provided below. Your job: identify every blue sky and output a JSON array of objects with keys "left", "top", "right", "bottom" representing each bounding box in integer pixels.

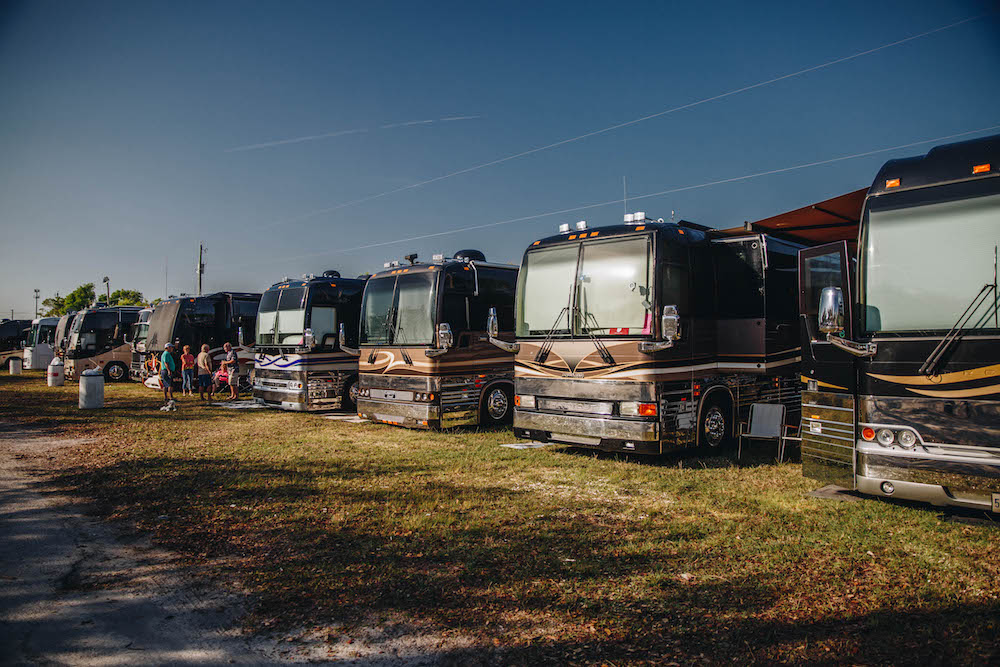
[{"left": 1, "top": 1, "right": 998, "bottom": 316}]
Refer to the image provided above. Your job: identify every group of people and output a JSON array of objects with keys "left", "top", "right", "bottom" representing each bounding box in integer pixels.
[{"left": 159, "top": 341, "right": 241, "bottom": 405}]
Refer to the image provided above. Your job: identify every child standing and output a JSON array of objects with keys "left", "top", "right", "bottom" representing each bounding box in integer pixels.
[{"left": 181, "top": 344, "right": 196, "bottom": 396}]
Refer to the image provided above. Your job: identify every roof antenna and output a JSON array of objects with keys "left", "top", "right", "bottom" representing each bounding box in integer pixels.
[
  {"left": 670, "top": 210, "right": 676, "bottom": 222},
  {"left": 623, "top": 176, "right": 628, "bottom": 214}
]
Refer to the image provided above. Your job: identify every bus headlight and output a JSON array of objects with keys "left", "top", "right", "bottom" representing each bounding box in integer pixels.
[
  {"left": 515, "top": 395, "right": 535, "bottom": 409},
  {"left": 897, "top": 430, "right": 917, "bottom": 449},
  {"left": 876, "top": 429, "right": 895, "bottom": 446},
  {"left": 288, "top": 381, "right": 303, "bottom": 390},
  {"left": 620, "top": 401, "right": 657, "bottom": 417}
]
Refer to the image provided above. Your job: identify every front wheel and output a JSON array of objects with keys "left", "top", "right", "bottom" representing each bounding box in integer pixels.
[
  {"left": 104, "top": 361, "right": 128, "bottom": 382},
  {"left": 480, "top": 385, "right": 513, "bottom": 427},
  {"left": 700, "top": 398, "right": 733, "bottom": 450},
  {"left": 342, "top": 376, "right": 360, "bottom": 412}
]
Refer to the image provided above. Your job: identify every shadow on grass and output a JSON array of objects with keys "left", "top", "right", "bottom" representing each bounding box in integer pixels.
[{"left": 46, "top": 451, "right": 1000, "bottom": 664}]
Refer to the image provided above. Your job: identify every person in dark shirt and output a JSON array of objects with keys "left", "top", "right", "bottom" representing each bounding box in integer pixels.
[{"left": 221, "top": 341, "right": 239, "bottom": 400}]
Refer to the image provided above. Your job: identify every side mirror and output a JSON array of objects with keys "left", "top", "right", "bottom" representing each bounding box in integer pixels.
[
  {"left": 638, "top": 304, "right": 681, "bottom": 354},
  {"left": 437, "top": 322, "right": 454, "bottom": 350},
  {"left": 113, "top": 325, "right": 121, "bottom": 341},
  {"left": 338, "top": 322, "right": 360, "bottom": 357},
  {"left": 238, "top": 326, "right": 246, "bottom": 347},
  {"left": 425, "top": 323, "right": 454, "bottom": 358},
  {"left": 818, "top": 287, "right": 845, "bottom": 334},
  {"left": 486, "top": 307, "right": 499, "bottom": 338},
  {"left": 661, "top": 305, "right": 681, "bottom": 341},
  {"left": 303, "top": 328, "right": 316, "bottom": 349}
]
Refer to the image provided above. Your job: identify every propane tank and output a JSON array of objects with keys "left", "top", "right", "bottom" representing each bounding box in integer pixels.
[
  {"left": 9, "top": 357, "right": 22, "bottom": 375},
  {"left": 79, "top": 368, "right": 104, "bottom": 409},
  {"left": 47, "top": 357, "right": 65, "bottom": 386}
]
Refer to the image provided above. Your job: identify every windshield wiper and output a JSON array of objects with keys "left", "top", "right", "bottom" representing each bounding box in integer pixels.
[
  {"left": 920, "top": 282, "right": 997, "bottom": 376},
  {"left": 575, "top": 308, "right": 616, "bottom": 366},
  {"left": 368, "top": 305, "right": 395, "bottom": 364},
  {"left": 534, "top": 306, "right": 568, "bottom": 363},
  {"left": 392, "top": 321, "right": 414, "bottom": 366}
]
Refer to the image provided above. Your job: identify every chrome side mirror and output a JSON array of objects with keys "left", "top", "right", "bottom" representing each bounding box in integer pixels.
[
  {"left": 303, "top": 328, "right": 316, "bottom": 349},
  {"left": 661, "top": 305, "right": 681, "bottom": 341},
  {"left": 639, "top": 304, "right": 681, "bottom": 354},
  {"left": 237, "top": 326, "right": 246, "bottom": 347},
  {"left": 486, "top": 307, "right": 499, "bottom": 338},
  {"left": 338, "top": 322, "right": 360, "bottom": 357},
  {"left": 437, "top": 322, "right": 453, "bottom": 349},
  {"left": 426, "top": 322, "right": 454, "bottom": 358},
  {"left": 818, "top": 287, "right": 845, "bottom": 334}
]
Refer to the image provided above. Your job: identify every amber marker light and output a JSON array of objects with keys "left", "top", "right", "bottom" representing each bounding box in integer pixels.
[
  {"left": 973, "top": 163, "right": 991, "bottom": 174},
  {"left": 638, "top": 403, "right": 658, "bottom": 417},
  {"left": 885, "top": 178, "right": 900, "bottom": 188},
  {"left": 862, "top": 427, "right": 876, "bottom": 441}
]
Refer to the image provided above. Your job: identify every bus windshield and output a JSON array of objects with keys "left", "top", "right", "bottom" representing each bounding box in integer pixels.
[
  {"left": 864, "top": 190, "right": 1000, "bottom": 332},
  {"left": 256, "top": 287, "right": 307, "bottom": 346},
  {"left": 517, "top": 236, "right": 653, "bottom": 337},
  {"left": 360, "top": 273, "right": 437, "bottom": 346}
]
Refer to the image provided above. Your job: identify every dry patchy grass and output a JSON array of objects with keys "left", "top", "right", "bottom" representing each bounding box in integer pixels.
[{"left": 2, "top": 371, "right": 998, "bottom": 665}]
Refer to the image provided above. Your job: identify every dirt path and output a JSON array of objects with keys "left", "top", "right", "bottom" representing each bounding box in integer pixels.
[
  {"left": 0, "top": 426, "right": 273, "bottom": 665},
  {"left": 0, "top": 426, "right": 480, "bottom": 666}
]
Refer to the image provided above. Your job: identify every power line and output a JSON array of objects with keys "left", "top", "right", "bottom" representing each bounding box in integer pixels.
[
  {"left": 259, "top": 13, "right": 989, "bottom": 230},
  {"left": 223, "top": 124, "right": 1000, "bottom": 270}
]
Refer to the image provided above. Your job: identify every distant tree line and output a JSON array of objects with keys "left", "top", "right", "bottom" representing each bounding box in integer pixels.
[{"left": 40, "top": 283, "right": 146, "bottom": 316}]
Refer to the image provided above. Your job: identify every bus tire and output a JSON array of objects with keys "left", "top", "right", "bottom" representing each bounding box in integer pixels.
[
  {"left": 342, "top": 376, "right": 360, "bottom": 412},
  {"left": 480, "top": 384, "right": 513, "bottom": 427},
  {"left": 699, "top": 393, "right": 733, "bottom": 451},
  {"left": 104, "top": 362, "right": 128, "bottom": 382}
]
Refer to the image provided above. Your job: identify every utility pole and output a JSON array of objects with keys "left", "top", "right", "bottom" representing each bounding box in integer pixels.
[
  {"left": 103, "top": 276, "right": 111, "bottom": 304},
  {"left": 197, "top": 243, "right": 205, "bottom": 296},
  {"left": 33, "top": 289, "right": 39, "bottom": 318}
]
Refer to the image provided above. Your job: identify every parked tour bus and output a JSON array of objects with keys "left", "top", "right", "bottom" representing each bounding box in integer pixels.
[
  {"left": 488, "top": 214, "right": 810, "bottom": 454},
  {"left": 65, "top": 306, "right": 143, "bottom": 380},
  {"left": 0, "top": 319, "right": 32, "bottom": 369},
  {"left": 142, "top": 292, "right": 261, "bottom": 390},
  {"left": 794, "top": 134, "right": 1000, "bottom": 511},
  {"left": 127, "top": 306, "right": 155, "bottom": 380},
  {"left": 253, "top": 271, "right": 366, "bottom": 411},
  {"left": 23, "top": 316, "right": 59, "bottom": 369},
  {"left": 353, "top": 251, "right": 518, "bottom": 428},
  {"left": 53, "top": 312, "right": 76, "bottom": 359}
]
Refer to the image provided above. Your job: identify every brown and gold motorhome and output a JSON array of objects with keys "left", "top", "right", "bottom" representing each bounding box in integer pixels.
[
  {"left": 489, "top": 215, "right": 810, "bottom": 454},
  {"left": 351, "top": 251, "right": 518, "bottom": 429}
]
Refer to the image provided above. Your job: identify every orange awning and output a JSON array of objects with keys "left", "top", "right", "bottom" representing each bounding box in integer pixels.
[{"left": 719, "top": 188, "right": 867, "bottom": 245}]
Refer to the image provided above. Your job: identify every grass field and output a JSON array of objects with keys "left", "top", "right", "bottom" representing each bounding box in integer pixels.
[{"left": 2, "top": 371, "right": 998, "bottom": 664}]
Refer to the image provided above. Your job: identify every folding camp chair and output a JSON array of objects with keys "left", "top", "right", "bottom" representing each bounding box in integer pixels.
[{"left": 737, "top": 403, "right": 792, "bottom": 462}]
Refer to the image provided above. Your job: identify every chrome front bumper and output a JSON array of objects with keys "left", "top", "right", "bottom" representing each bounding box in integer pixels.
[
  {"left": 857, "top": 442, "right": 1000, "bottom": 511},
  {"left": 357, "top": 397, "right": 441, "bottom": 429},
  {"left": 515, "top": 409, "right": 659, "bottom": 453}
]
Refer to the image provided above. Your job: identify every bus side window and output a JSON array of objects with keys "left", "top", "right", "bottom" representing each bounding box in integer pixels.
[
  {"left": 473, "top": 268, "right": 516, "bottom": 333},
  {"left": 800, "top": 251, "right": 846, "bottom": 340}
]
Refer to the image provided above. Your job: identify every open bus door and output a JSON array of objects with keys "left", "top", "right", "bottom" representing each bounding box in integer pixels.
[{"left": 798, "top": 241, "right": 857, "bottom": 488}]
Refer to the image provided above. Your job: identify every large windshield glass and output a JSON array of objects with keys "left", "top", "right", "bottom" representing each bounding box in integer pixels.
[
  {"left": 516, "top": 236, "right": 654, "bottom": 337},
  {"left": 360, "top": 273, "right": 437, "bottom": 345},
  {"left": 516, "top": 245, "right": 577, "bottom": 336},
  {"left": 864, "top": 191, "right": 1000, "bottom": 332},
  {"left": 256, "top": 287, "right": 307, "bottom": 345}
]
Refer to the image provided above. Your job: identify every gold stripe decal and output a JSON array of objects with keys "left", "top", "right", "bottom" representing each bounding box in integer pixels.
[
  {"left": 907, "top": 384, "right": 1000, "bottom": 399},
  {"left": 868, "top": 364, "right": 1000, "bottom": 386},
  {"left": 799, "top": 374, "right": 848, "bottom": 391}
]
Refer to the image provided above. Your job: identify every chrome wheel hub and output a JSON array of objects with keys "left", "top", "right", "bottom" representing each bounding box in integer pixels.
[
  {"left": 703, "top": 407, "right": 726, "bottom": 447},
  {"left": 486, "top": 388, "right": 509, "bottom": 420},
  {"left": 348, "top": 381, "right": 360, "bottom": 404}
]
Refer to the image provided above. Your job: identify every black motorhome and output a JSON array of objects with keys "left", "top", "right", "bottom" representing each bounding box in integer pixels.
[
  {"left": 792, "top": 134, "right": 999, "bottom": 511},
  {"left": 0, "top": 319, "right": 32, "bottom": 369},
  {"left": 492, "top": 215, "right": 807, "bottom": 453},
  {"left": 253, "top": 272, "right": 366, "bottom": 411},
  {"left": 142, "top": 292, "right": 261, "bottom": 389}
]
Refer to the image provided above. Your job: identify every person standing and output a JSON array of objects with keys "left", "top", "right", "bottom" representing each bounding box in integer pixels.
[
  {"left": 221, "top": 341, "right": 240, "bottom": 400},
  {"left": 160, "top": 342, "right": 177, "bottom": 404},
  {"left": 180, "top": 344, "right": 196, "bottom": 396},
  {"left": 196, "top": 343, "right": 213, "bottom": 400}
]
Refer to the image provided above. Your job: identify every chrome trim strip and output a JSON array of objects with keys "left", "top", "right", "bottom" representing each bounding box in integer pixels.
[
  {"left": 515, "top": 410, "right": 658, "bottom": 441},
  {"left": 802, "top": 403, "right": 854, "bottom": 413}
]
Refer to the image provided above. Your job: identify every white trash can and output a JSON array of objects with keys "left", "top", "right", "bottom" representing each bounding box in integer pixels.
[
  {"left": 9, "top": 357, "right": 22, "bottom": 375},
  {"left": 79, "top": 368, "right": 104, "bottom": 409},
  {"left": 47, "top": 358, "right": 65, "bottom": 386}
]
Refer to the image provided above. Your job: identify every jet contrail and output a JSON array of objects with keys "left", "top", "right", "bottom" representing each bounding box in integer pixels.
[{"left": 226, "top": 115, "right": 482, "bottom": 152}]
